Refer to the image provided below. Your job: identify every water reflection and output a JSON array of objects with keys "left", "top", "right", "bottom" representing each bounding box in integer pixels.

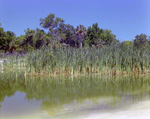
[{"left": 0, "top": 73, "right": 150, "bottom": 118}]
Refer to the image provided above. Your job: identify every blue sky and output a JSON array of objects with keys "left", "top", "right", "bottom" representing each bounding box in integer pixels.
[{"left": 0, "top": 0, "right": 150, "bottom": 42}]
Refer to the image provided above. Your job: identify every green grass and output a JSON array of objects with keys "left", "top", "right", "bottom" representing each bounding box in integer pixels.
[{"left": 2, "top": 45, "right": 150, "bottom": 76}]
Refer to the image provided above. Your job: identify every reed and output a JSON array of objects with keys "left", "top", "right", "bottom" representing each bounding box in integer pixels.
[{"left": 2, "top": 45, "right": 150, "bottom": 76}]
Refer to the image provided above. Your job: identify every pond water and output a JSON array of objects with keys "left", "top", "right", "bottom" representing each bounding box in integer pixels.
[{"left": 0, "top": 73, "right": 150, "bottom": 119}]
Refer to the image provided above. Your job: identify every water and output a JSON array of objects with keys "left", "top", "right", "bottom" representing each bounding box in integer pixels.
[{"left": 0, "top": 73, "right": 150, "bottom": 119}]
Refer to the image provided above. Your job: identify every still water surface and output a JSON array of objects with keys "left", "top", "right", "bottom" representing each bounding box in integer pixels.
[{"left": 0, "top": 73, "right": 150, "bottom": 119}]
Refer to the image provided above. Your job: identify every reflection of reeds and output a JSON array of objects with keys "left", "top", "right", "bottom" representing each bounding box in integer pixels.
[
  {"left": 2, "top": 45, "right": 150, "bottom": 76},
  {"left": 0, "top": 73, "right": 150, "bottom": 116}
]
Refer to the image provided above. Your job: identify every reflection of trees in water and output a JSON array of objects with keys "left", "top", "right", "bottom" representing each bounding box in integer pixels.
[{"left": 0, "top": 73, "right": 150, "bottom": 115}]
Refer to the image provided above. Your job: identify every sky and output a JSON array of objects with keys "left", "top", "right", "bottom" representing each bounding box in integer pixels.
[{"left": 0, "top": 0, "right": 150, "bottom": 42}]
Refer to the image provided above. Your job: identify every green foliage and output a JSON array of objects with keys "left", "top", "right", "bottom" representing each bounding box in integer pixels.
[
  {"left": 0, "top": 28, "right": 16, "bottom": 52},
  {"left": 19, "top": 28, "right": 35, "bottom": 51},
  {"left": 57, "top": 24, "right": 75, "bottom": 47},
  {"left": 19, "top": 28, "right": 47, "bottom": 51},
  {"left": 100, "top": 29, "right": 116, "bottom": 45},
  {"left": 121, "top": 41, "right": 133, "bottom": 50},
  {"left": 0, "top": 27, "right": 6, "bottom": 50},
  {"left": 16, "top": 35, "right": 26, "bottom": 46},
  {"left": 40, "top": 13, "right": 64, "bottom": 29},
  {"left": 33, "top": 28, "right": 47, "bottom": 49},
  {"left": 86, "top": 23, "right": 101, "bottom": 46},
  {"left": 40, "top": 13, "right": 65, "bottom": 50},
  {"left": 86, "top": 23, "right": 117, "bottom": 47},
  {"left": 134, "top": 34, "right": 148, "bottom": 49},
  {"left": 0, "top": 13, "right": 149, "bottom": 54},
  {"left": 3, "top": 42, "right": 150, "bottom": 76}
]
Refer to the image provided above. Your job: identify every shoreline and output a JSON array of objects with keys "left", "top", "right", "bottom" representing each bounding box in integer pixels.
[{"left": 80, "top": 99, "right": 150, "bottom": 119}]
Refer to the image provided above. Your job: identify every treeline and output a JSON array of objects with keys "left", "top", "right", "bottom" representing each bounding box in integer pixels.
[{"left": 0, "top": 13, "right": 150, "bottom": 53}]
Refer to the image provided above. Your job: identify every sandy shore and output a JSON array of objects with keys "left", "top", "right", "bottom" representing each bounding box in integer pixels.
[
  {"left": 81, "top": 100, "right": 150, "bottom": 119},
  {"left": 0, "top": 95, "right": 150, "bottom": 119}
]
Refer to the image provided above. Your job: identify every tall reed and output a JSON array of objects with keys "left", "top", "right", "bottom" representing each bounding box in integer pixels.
[{"left": 2, "top": 45, "right": 150, "bottom": 76}]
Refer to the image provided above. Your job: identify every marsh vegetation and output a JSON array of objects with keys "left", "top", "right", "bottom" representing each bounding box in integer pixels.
[
  {"left": 1, "top": 43, "right": 150, "bottom": 76},
  {"left": 1, "top": 13, "right": 150, "bottom": 76}
]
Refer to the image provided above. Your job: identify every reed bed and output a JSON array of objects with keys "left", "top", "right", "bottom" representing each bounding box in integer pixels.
[{"left": 1, "top": 44, "right": 150, "bottom": 76}]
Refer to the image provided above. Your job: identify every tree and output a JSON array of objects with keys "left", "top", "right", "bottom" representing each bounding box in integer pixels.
[
  {"left": 121, "top": 40, "right": 133, "bottom": 51},
  {"left": 75, "top": 25, "right": 87, "bottom": 48},
  {"left": 40, "top": 13, "right": 64, "bottom": 50},
  {"left": 134, "top": 34, "right": 148, "bottom": 49},
  {"left": 20, "top": 28, "right": 36, "bottom": 51},
  {"left": 0, "top": 27, "right": 6, "bottom": 50},
  {"left": 57, "top": 23, "right": 75, "bottom": 47},
  {"left": 14, "top": 35, "right": 26, "bottom": 53},
  {"left": 0, "top": 27, "right": 16, "bottom": 52},
  {"left": 33, "top": 28, "right": 46, "bottom": 49},
  {"left": 86, "top": 23, "right": 117, "bottom": 48},
  {"left": 6, "top": 31, "right": 16, "bottom": 52},
  {"left": 100, "top": 29, "right": 116, "bottom": 45},
  {"left": 86, "top": 23, "right": 100, "bottom": 47},
  {"left": 16, "top": 35, "right": 26, "bottom": 46}
]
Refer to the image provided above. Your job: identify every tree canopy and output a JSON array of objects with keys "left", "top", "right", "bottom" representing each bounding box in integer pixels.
[{"left": 0, "top": 13, "right": 149, "bottom": 53}]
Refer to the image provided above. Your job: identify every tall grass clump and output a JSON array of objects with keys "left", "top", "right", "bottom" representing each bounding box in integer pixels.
[{"left": 2, "top": 44, "right": 150, "bottom": 76}]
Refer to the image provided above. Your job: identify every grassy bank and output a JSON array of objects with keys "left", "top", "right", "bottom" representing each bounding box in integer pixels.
[{"left": 1, "top": 45, "right": 150, "bottom": 76}]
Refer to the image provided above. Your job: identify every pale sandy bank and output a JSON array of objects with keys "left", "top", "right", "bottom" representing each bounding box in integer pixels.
[{"left": 81, "top": 100, "right": 150, "bottom": 119}]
